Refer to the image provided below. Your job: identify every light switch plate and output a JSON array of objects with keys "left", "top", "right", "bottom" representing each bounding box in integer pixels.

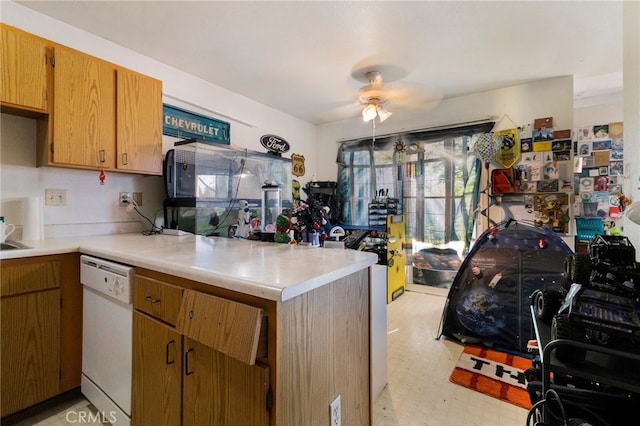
[{"left": 45, "top": 189, "right": 67, "bottom": 206}]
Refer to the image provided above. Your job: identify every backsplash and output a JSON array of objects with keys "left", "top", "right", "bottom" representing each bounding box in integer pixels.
[{"left": 0, "top": 114, "right": 166, "bottom": 239}]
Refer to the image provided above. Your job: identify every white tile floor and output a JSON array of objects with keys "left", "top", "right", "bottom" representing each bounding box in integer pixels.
[
  {"left": 11, "top": 289, "right": 528, "bottom": 426},
  {"left": 8, "top": 395, "right": 106, "bottom": 426},
  {"left": 373, "top": 288, "right": 529, "bottom": 426}
]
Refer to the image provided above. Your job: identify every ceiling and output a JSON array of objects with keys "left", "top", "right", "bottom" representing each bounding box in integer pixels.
[{"left": 17, "top": 1, "right": 624, "bottom": 125}]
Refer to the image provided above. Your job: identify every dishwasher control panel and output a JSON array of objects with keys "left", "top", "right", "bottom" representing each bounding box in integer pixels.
[{"left": 80, "top": 255, "right": 135, "bottom": 305}]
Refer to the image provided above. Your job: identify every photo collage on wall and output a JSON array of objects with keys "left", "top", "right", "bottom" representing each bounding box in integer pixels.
[
  {"left": 512, "top": 116, "right": 573, "bottom": 234},
  {"left": 574, "top": 121, "right": 624, "bottom": 222}
]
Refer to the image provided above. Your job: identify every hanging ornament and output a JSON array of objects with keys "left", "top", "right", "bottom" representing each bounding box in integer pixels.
[
  {"left": 473, "top": 133, "right": 503, "bottom": 167},
  {"left": 99, "top": 167, "right": 106, "bottom": 185}
]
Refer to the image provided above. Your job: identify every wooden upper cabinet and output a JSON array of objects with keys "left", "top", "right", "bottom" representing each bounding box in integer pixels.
[
  {"left": 117, "top": 69, "right": 163, "bottom": 175},
  {"left": 0, "top": 25, "right": 49, "bottom": 114},
  {"left": 52, "top": 45, "right": 116, "bottom": 169}
]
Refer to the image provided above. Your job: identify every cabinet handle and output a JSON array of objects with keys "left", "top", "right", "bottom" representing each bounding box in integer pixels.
[
  {"left": 99, "top": 150, "right": 106, "bottom": 163},
  {"left": 184, "top": 348, "right": 194, "bottom": 376},
  {"left": 144, "top": 295, "right": 160, "bottom": 304},
  {"left": 166, "top": 340, "right": 175, "bottom": 365},
  {"left": 122, "top": 152, "right": 128, "bottom": 165}
]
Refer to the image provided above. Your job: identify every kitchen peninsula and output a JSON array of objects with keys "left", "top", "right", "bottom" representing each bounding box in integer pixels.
[{"left": 1, "top": 233, "right": 378, "bottom": 425}]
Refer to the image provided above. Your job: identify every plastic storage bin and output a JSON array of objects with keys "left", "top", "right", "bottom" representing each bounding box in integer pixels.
[{"left": 575, "top": 217, "right": 604, "bottom": 242}]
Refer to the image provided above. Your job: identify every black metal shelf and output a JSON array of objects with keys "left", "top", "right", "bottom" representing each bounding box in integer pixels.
[{"left": 530, "top": 304, "right": 640, "bottom": 424}]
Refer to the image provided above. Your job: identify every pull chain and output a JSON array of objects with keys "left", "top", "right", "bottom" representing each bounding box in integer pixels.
[{"left": 372, "top": 117, "right": 376, "bottom": 143}]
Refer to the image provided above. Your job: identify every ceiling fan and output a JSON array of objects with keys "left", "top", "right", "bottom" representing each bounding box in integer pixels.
[{"left": 359, "top": 71, "right": 393, "bottom": 123}]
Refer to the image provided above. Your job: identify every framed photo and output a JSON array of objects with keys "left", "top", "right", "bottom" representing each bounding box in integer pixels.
[
  {"left": 599, "top": 166, "right": 609, "bottom": 176},
  {"left": 610, "top": 161, "right": 624, "bottom": 176}
]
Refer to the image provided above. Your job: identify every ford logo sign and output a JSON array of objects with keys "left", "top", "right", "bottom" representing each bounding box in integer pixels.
[{"left": 260, "top": 134, "right": 290, "bottom": 153}]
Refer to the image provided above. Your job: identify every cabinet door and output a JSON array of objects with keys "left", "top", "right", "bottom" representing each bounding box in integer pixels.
[
  {"left": 0, "top": 25, "right": 48, "bottom": 112},
  {"left": 132, "top": 312, "right": 181, "bottom": 426},
  {"left": 116, "top": 69, "right": 163, "bottom": 174},
  {"left": 52, "top": 45, "right": 116, "bottom": 169},
  {"left": 1, "top": 289, "right": 61, "bottom": 417},
  {"left": 183, "top": 338, "right": 270, "bottom": 426}
]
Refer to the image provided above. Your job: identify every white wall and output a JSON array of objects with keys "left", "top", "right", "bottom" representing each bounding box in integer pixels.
[
  {"left": 0, "top": 2, "right": 316, "bottom": 239},
  {"left": 623, "top": 0, "right": 640, "bottom": 204},
  {"left": 574, "top": 101, "right": 623, "bottom": 129}
]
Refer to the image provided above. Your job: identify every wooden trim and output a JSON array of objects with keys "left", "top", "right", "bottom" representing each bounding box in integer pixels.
[{"left": 58, "top": 253, "right": 82, "bottom": 393}]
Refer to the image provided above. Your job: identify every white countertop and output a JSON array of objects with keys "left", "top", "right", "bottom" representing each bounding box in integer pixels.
[{"left": 0, "top": 233, "right": 378, "bottom": 302}]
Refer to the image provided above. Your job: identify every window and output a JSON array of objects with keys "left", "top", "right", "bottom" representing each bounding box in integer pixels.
[{"left": 337, "top": 122, "right": 493, "bottom": 252}]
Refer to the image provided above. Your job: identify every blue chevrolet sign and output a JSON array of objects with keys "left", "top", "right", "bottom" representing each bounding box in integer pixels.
[{"left": 163, "top": 104, "right": 230, "bottom": 144}]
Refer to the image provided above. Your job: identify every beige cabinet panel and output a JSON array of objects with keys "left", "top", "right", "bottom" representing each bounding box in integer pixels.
[
  {"left": 0, "top": 25, "right": 48, "bottom": 112},
  {"left": 1, "top": 289, "right": 61, "bottom": 417},
  {"left": 117, "top": 69, "right": 163, "bottom": 174},
  {"left": 52, "top": 45, "right": 116, "bottom": 169}
]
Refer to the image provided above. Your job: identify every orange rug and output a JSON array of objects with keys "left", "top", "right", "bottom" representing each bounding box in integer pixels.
[{"left": 449, "top": 344, "right": 533, "bottom": 409}]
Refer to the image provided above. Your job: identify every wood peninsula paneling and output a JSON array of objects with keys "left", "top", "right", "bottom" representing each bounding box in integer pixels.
[{"left": 277, "top": 268, "right": 370, "bottom": 426}]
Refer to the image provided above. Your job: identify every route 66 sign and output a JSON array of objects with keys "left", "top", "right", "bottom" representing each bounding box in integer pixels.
[{"left": 291, "top": 153, "right": 305, "bottom": 177}]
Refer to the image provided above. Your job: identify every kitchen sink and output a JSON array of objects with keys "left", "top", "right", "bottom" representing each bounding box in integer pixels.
[{"left": 0, "top": 240, "right": 32, "bottom": 250}]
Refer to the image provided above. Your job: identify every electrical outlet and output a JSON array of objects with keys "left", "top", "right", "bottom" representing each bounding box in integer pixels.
[
  {"left": 119, "top": 192, "right": 132, "bottom": 206},
  {"left": 330, "top": 395, "right": 341, "bottom": 426},
  {"left": 132, "top": 192, "right": 143, "bottom": 207},
  {"left": 45, "top": 189, "right": 67, "bottom": 206}
]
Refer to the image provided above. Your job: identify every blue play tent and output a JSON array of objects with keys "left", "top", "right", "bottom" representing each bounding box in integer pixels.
[{"left": 438, "top": 220, "right": 573, "bottom": 352}]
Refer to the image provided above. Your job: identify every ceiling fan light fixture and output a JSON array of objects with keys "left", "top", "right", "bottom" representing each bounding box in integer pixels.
[
  {"left": 377, "top": 105, "right": 392, "bottom": 122},
  {"left": 362, "top": 102, "right": 378, "bottom": 122}
]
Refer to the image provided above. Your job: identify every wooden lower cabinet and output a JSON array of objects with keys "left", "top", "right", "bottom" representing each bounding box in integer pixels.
[
  {"left": 1, "top": 288, "right": 60, "bottom": 417},
  {"left": 0, "top": 254, "right": 81, "bottom": 419},
  {"left": 183, "top": 338, "right": 270, "bottom": 426},
  {"left": 133, "top": 267, "right": 371, "bottom": 426},
  {"left": 132, "top": 275, "right": 271, "bottom": 426},
  {"left": 132, "top": 312, "right": 182, "bottom": 426}
]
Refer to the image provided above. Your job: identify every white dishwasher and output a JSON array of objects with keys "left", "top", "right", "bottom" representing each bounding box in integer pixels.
[{"left": 80, "top": 255, "right": 135, "bottom": 426}]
